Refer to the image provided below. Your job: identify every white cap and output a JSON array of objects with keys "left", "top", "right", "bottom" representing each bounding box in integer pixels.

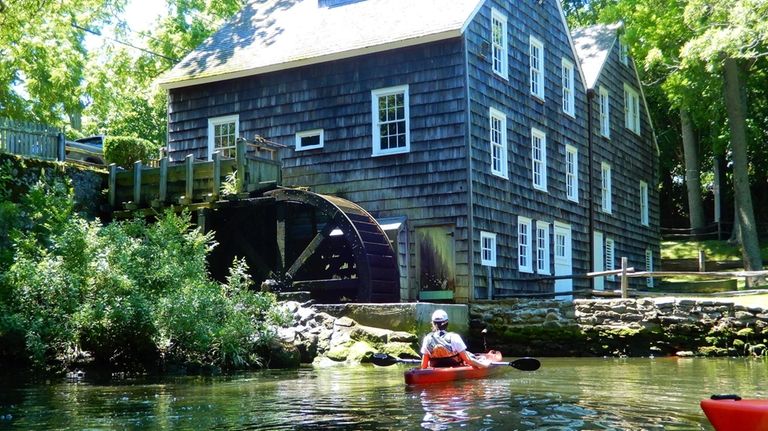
[{"left": 431, "top": 309, "right": 448, "bottom": 323}]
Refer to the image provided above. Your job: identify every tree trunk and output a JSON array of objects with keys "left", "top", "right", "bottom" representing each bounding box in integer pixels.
[
  {"left": 723, "top": 57, "right": 763, "bottom": 284},
  {"left": 680, "top": 107, "right": 706, "bottom": 232}
]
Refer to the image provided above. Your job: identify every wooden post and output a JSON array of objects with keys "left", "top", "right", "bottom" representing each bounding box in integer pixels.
[
  {"left": 212, "top": 151, "right": 221, "bottom": 200},
  {"left": 57, "top": 132, "right": 66, "bottom": 161},
  {"left": 698, "top": 250, "right": 707, "bottom": 272},
  {"left": 236, "top": 138, "right": 246, "bottom": 193},
  {"left": 185, "top": 154, "right": 194, "bottom": 203},
  {"left": 159, "top": 157, "right": 168, "bottom": 203},
  {"left": 108, "top": 163, "right": 117, "bottom": 208},
  {"left": 133, "top": 160, "right": 143, "bottom": 206},
  {"left": 620, "top": 257, "right": 629, "bottom": 298}
]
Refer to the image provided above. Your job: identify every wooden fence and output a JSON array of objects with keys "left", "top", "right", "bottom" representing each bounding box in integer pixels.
[
  {"left": 493, "top": 256, "right": 768, "bottom": 299},
  {"left": 0, "top": 118, "right": 65, "bottom": 161}
]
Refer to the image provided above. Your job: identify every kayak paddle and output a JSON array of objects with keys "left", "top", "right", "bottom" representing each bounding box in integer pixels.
[{"left": 370, "top": 353, "right": 540, "bottom": 371}]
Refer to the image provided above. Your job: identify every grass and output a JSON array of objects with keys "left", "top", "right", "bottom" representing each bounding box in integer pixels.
[
  {"left": 661, "top": 239, "right": 768, "bottom": 261},
  {"left": 657, "top": 239, "right": 768, "bottom": 294}
]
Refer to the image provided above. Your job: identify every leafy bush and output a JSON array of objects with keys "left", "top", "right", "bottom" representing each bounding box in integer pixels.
[
  {"left": 0, "top": 175, "right": 288, "bottom": 372},
  {"left": 103, "top": 135, "right": 159, "bottom": 168}
]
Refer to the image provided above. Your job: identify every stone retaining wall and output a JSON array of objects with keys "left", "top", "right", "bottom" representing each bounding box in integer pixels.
[{"left": 469, "top": 298, "right": 768, "bottom": 357}]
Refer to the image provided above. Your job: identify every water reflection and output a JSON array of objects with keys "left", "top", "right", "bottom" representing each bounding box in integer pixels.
[{"left": 0, "top": 357, "right": 766, "bottom": 430}]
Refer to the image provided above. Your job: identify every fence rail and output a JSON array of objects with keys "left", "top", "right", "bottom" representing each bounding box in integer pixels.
[
  {"left": 493, "top": 256, "right": 767, "bottom": 300},
  {"left": 0, "top": 118, "right": 65, "bottom": 161}
]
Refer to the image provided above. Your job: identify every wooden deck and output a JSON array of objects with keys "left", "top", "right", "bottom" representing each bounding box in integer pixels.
[{"left": 108, "top": 139, "right": 282, "bottom": 217}]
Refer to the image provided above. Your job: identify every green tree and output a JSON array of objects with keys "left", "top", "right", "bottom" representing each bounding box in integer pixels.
[
  {"left": 81, "top": 0, "right": 245, "bottom": 145},
  {"left": 0, "top": 0, "right": 125, "bottom": 128},
  {"left": 680, "top": 0, "right": 767, "bottom": 279}
]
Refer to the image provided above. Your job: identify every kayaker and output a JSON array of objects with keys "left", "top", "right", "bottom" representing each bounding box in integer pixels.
[{"left": 420, "top": 309, "right": 490, "bottom": 369}]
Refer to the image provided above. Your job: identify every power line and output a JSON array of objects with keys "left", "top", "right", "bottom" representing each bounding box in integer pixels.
[{"left": 71, "top": 22, "right": 178, "bottom": 63}]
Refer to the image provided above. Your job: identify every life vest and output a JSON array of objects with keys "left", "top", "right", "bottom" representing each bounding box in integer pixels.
[{"left": 425, "top": 331, "right": 463, "bottom": 367}]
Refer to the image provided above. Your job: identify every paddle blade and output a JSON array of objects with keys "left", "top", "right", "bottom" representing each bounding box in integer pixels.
[
  {"left": 510, "top": 357, "right": 540, "bottom": 371},
  {"left": 370, "top": 353, "right": 400, "bottom": 367}
]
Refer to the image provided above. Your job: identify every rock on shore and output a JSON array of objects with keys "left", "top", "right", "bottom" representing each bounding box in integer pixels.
[{"left": 268, "top": 301, "right": 419, "bottom": 368}]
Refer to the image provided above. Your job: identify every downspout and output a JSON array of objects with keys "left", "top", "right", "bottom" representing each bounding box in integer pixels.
[
  {"left": 463, "top": 36, "right": 477, "bottom": 301},
  {"left": 586, "top": 88, "right": 595, "bottom": 286}
]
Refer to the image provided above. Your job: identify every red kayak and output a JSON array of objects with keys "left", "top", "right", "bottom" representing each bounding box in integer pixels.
[
  {"left": 701, "top": 396, "right": 768, "bottom": 431},
  {"left": 404, "top": 351, "right": 507, "bottom": 385}
]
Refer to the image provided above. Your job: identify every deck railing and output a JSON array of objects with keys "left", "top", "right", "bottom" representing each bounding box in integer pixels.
[{"left": 108, "top": 139, "right": 281, "bottom": 214}]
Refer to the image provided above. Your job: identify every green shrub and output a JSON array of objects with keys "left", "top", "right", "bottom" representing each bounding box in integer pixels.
[
  {"left": 1, "top": 196, "right": 288, "bottom": 372},
  {"left": 103, "top": 135, "right": 158, "bottom": 168}
]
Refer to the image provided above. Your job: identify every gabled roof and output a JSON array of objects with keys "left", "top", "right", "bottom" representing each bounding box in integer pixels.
[
  {"left": 571, "top": 22, "right": 621, "bottom": 90},
  {"left": 158, "top": 0, "right": 483, "bottom": 89}
]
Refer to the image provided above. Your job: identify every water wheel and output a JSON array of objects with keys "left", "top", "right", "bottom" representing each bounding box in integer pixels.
[{"left": 264, "top": 188, "right": 400, "bottom": 303}]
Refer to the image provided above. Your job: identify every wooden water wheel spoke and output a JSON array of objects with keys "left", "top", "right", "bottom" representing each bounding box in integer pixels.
[{"left": 284, "top": 221, "right": 336, "bottom": 279}]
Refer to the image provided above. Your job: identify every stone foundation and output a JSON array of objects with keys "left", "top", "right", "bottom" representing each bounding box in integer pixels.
[{"left": 468, "top": 298, "right": 768, "bottom": 357}]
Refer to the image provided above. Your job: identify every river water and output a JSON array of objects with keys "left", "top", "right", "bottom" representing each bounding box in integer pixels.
[{"left": 1, "top": 357, "right": 766, "bottom": 430}]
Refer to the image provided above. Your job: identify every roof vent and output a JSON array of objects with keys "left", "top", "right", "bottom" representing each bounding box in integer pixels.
[{"left": 318, "top": 0, "right": 365, "bottom": 7}]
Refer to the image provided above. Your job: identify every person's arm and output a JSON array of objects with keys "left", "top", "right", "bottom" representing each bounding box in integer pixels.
[
  {"left": 459, "top": 351, "right": 490, "bottom": 368},
  {"left": 421, "top": 352, "right": 431, "bottom": 369}
]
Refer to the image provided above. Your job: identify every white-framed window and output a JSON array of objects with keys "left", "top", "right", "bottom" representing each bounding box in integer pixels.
[
  {"left": 620, "top": 40, "right": 629, "bottom": 65},
  {"left": 207, "top": 114, "right": 239, "bottom": 159},
  {"left": 565, "top": 144, "right": 578, "bottom": 202},
  {"left": 531, "top": 128, "right": 547, "bottom": 191},
  {"left": 640, "top": 181, "right": 649, "bottom": 226},
  {"left": 518, "top": 216, "right": 533, "bottom": 273},
  {"left": 491, "top": 9, "right": 508, "bottom": 79},
  {"left": 601, "top": 162, "right": 612, "bottom": 214},
  {"left": 295, "top": 129, "right": 324, "bottom": 151},
  {"left": 489, "top": 107, "right": 508, "bottom": 178},
  {"left": 529, "top": 36, "right": 545, "bottom": 100},
  {"left": 480, "top": 231, "right": 497, "bottom": 267},
  {"left": 624, "top": 83, "right": 641, "bottom": 134},
  {"left": 645, "top": 248, "right": 654, "bottom": 287},
  {"left": 372, "top": 85, "right": 410, "bottom": 156},
  {"left": 536, "top": 221, "right": 550, "bottom": 274},
  {"left": 605, "top": 237, "right": 615, "bottom": 281},
  {"left": 561, "top": 58, "right": 575, "bottom": 117},
  {"left": 599, "top": 86, "right": 610, "bottom": 138}
]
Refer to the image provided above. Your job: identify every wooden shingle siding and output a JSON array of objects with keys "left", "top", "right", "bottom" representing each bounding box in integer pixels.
[
  {"left": 589, "top": 37, "right": 659, "bottom": 289},
  {"left": 464, "top": 0, "right": 589, "bottom": 297},
  {"left": 168, "top": 39, "right": 472, "bottom": 301}
]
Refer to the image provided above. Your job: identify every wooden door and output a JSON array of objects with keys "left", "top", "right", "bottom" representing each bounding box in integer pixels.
[
  {"left": 554, "top": 222, "right": 573, "bottom": 300},
  {"left": 415, "top": 225, "right": 455, "bottom": 300}
]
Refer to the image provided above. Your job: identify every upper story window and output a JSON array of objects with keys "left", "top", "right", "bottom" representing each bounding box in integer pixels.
[
  {"left": 489, "top": 107, "right": 508, "bottom": 178},
  {"left": 536, "top": 221, "right": 550, "bottom": 275},
  {"left": 565, "top": 144, "right": 578, "bottom": 202},
  {"left": 599, "top": 86, "right": 610, "bottom": 138},
  {"left": 295, "top": 129, "right": 324, "bottom": 151},
  {"left": 624, "top": 84, "right": 641, "bottom": 135},
  {"left": 491, "top": 9, "right": 508, "bottom": 79},
  {"left": 620, "top": 40, "right": 629, "bottom": 65},
  {"left": 480, "top": 231, "right": 497, "bottom": 267},
  {"left": 207, "top": 114, "right": 239, "bottom": 159},
  {"left": 531, "top": 128, "right": 547, "bottom": 191},
  {"left": 640, "top": 181, "right": 649, "bottom": 226},
  {"left": 518, "top": 216, "right": 533, "bottom": 273},
  {"left": 561, "top": 58, "right": 575, "bottom": 117},
  {"left": 372, "top": 85, "right": 410, "bottom": 156},
  {"left": 601, "top": 162, "right": 612, "bottom": 214},
  {"left": 529, "top": 36, "right": 545, "bottom": 100}
]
